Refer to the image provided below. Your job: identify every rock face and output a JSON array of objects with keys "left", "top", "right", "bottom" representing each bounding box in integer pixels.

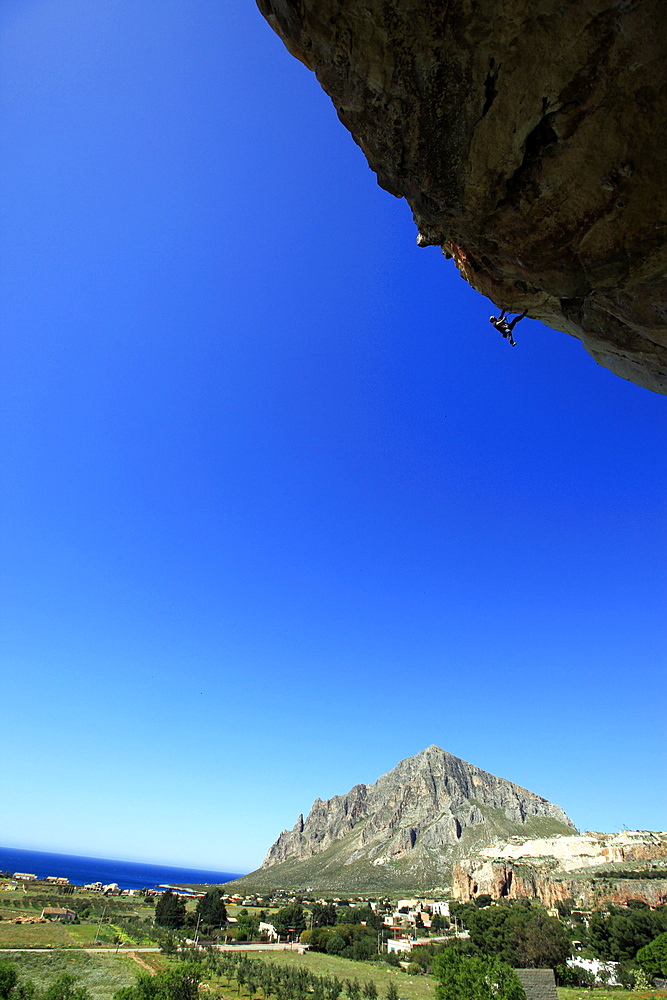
[
  {"left": 233, "top": 746, "right": 576, "bottom": 892},
  {"left": 452, "top": 830, "right": 667, "bottom": 907},
  {"left": 257, "top": 0, "right": 667, "bottom": 393}
]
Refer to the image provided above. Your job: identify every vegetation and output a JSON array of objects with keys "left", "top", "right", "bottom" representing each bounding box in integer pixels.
[
  {"left": 432, "top": 951, "right": 525, "bottom": 1000},
  {"left": 587, "top": 905, "right": 667, "bottom": 962},
  {"left": 154, "top": 894, "right": 186, "bottom": 931},
  {"left": 637, "top": 932, "right": 667, "bottom": 979},
  {"left": 194, "top": 889, "right": 227, "bottom": 935},
  {"left": 450, "top": 901, "right": 570, "bottom": 969},
  {"left": 114, "top": 964, "right": 201, "bottom": 1000}
]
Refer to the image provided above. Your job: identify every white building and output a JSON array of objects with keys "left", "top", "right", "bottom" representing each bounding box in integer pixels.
[
  {"left": 387, "top": 938, "right": 412, "bottom": 954},
  {"left": 567, "top": 959, "right": 620, "bottom": 986},
  {"left": 430, "top": 901, "right": 450, "bottom": 916}
]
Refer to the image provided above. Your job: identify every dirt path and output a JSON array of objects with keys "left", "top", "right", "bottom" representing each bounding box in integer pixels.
[{"left": 126, "top": 951, "right": 158, "bottom": 974}]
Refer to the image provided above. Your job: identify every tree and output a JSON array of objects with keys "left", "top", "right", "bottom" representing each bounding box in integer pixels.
[
  {"left": 432, "top": 951, "right": 526, "bottom": 1000},
  {"left": 43, "top": 975, "right": 92, "bottom": 1000},
  {"left": 194, "top": 888, "right": 227, "bottom": 932},
  {"left": 273, "top": 904, "right": 306, "bottom": 939},
  {"left": 0, "top": 963, "right": 18, "bottom": 1000},
  {"left": 637, "top": 931, "right": 667, "bottom": 979},
  {"left": 385, "top": 983, "right": 398, "bottom": 1000},
  {"left": 155, "top": 890, "right": 187, "bottom": 930},
  {"left": 113, "top": 964, "right": 201, "bottom": 1000},
  {"left": 311, "top": 903, "right": 337, "bottom": 927},
  {"left": 475, "top": 896, "right": 493, "bottom": 909},
  {"left": 510, "top": 911, "right": 569, "bottom": 969}
]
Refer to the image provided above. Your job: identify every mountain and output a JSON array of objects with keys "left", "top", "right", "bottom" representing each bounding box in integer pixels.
[{"left": 226, "top": 746, "right": 576, "bottom": 894}]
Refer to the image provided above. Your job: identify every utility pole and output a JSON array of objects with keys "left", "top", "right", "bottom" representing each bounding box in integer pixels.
[{"left": 94, "top": 905, "right": 108, "bottom": 944}]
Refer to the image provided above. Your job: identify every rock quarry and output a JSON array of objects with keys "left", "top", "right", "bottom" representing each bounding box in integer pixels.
[{"left": 257, "top": 0, "right": 667, "bottom": 392}]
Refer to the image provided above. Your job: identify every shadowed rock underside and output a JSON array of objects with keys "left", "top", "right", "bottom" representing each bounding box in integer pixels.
[{"left": 257, "top": 0, "right": 667, "bottom": 392}]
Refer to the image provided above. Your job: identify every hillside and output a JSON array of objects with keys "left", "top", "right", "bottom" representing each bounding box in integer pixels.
[{"left": 224, "top": 746, "right": 575, "bottom": 894}]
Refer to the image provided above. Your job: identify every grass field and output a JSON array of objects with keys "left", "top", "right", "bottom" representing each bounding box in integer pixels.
[
  {"left": 0, "top": 921, "right": 78, "bottom": 948},
  {"left": 1, "top": 950, "right": 139, "bottom": 999},
  {"left": 558, "top": 990, "right": 667, "bottom": 1000},
  {"left": 243, "top": 950, "right": 436, "bottom": 1000}
]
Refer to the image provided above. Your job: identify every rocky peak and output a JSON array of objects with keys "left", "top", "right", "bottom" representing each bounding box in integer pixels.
[{"left": 261, "top": 746, "right": 575, "bottom": 872}]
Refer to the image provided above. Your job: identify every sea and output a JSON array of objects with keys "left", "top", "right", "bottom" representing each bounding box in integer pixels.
[{"left": 0, "top": 846, "right": 244, "bottom": 892}]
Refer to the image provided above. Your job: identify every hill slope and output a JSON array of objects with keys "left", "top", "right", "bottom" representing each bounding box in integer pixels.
[{"left": 227, "top": 746, "right": 575, "bottom": 894}]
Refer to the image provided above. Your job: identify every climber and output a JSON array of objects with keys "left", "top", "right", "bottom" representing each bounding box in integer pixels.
[{"left": 489, "top": 308, "right": 528, "bottom": 346}]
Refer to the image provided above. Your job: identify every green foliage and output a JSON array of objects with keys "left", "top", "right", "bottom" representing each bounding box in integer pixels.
[
  {"left": 113, "top": 964, "right": 201, "bottom": 1000},
  {"left": 273, "top": 904, "right": 306, "bottom": 938},
  {"left": 450, "top": 901, "right": 569, "bottom": 969},
  {"left": 0, "top": 963, "right": 19, "bottom": 1000},
  {"left": 194, "top": 888, "right": 227, "bottom": 933},
  {"left": 636, "top": 930, "right": 667, "bottom": 978},
  {"left": 474, "top": 896, "right": 493, "bottom": 909},
  {"left": 154, "top": 892, "right": 186, "bottom": 930},
  {"left": 555, "top": 965, "right": 595, "bottom": 988},
  {"left": 42, "top": 975, "right": 92, "bottom": 1000},
  {"left": 336, "top": 908, "right": 380, "bottom": 930},
  {"left": 311, "top": 904, "right": 337, "bottom": 928},
  {"left": 309, "top": 924, "right": 377, "bottom": 961},
  {"left": 587, "top": 904, "right": 667, "bottom": 961},
  {"left": 432, "top": 951, "right": 525, "bottom": 1000},
  {"left": 0, "top": 965, "right": 91, "bottom": 1000},
  {"left": 385, "top": 983, "right": 398, "bottom": 1000}
]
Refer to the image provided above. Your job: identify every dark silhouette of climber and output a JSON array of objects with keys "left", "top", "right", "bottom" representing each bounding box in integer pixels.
[{"left": 489, "top": 309, "right": 528, "bottom": 346}]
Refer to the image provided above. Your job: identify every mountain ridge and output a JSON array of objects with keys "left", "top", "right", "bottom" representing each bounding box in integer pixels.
[{"left": 227, "top": 746, "right": 576, "bottom": 894}]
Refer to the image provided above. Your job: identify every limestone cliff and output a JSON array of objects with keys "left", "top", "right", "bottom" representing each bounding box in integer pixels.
[
  {"left": 257, "top": 0, "right": 667, "bottom": 393},
  {"left": 452, "top": 830, "right": 667, "bottom": 907},
  {"left": 227, "top": 747, "right": 575, "bottom": 893}
]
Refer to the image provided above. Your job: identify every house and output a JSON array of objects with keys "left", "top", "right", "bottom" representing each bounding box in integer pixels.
[
  {"left": 46, "top": 876, "right": 70, "bottom": 885},
  {"left": 84, "top": 882, "right": 104, "bottom": 892},
  {"left": 14, "top": 873, "right": 37, "bottom": 881},
  {"left": 567, "top": 958, "right": 620, "bottom": 985},
  {"left": 259, "top": 921, "right": 278, "bottom": 940},
  {"left": 41, "top": 908, "right": 76, "bottom": 923},
  {"left": 387, "top": 938, "right": 413, "bottom": 954}
]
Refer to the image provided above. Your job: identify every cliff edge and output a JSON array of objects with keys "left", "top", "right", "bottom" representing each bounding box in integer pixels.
[{"left": 257, "top": 0, "right": 667, "bottom": 393}]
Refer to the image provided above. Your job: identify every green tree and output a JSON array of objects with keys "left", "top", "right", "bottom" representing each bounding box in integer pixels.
[
  {"left": 637, "top": 931, "right": 667, "bottom": 979},
  {"left": 114, "top": 964, "right": 201, "bottom": 1000},
  {"left": 273, "top": 904, "right": 306, "bottom": 939},
  {"left": 311, "top": 903, "right": 337, "bottom": 927},
  {"left": 0, "top": 963, "right": 18, "bottom": 1000},
  {"left": 43, "top": 975, "right": 92, "bottom": 1000},
  {"left": 385, "top": 984, "right": 398, "bottom": 1000},
  {"left": 155, "top": 891, "right": 187, "bottom": 930},
  {"left": 510, "top": 910, "right": 569, "bottom": 969},
  {"left": 194, "top": 888, "right": 227, "bottom": 932},
  {"left": 433, "top": 951, "right": 526, "bottom": 1000}
]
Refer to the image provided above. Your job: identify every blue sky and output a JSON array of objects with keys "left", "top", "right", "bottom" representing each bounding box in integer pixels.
[{"left": 1, "top": 0, "right": 665, "bottom": 874}]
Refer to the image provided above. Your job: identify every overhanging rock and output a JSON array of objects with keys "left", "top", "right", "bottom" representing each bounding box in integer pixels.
[{"left": 257, "top": 0, "right": 667, "bottom": 393}]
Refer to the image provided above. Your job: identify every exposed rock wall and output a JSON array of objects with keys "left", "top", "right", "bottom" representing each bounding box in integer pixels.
[
  {"left": 452, "top": 831, "right": 667, "bottom": 907},
  {"left": 257, "top": 0, "right": 667, "bottom": 392},
  {"left": 262, "top": 746, "right": 575, "bottom": 867}
]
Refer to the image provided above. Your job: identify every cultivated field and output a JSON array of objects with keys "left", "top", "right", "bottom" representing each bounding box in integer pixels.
[
  {"left": 244, "top": 950, "right": 436, "bottom": 1000},
  {"left": 0, "top": 950, "right": 138, "bottom": 1000}
]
